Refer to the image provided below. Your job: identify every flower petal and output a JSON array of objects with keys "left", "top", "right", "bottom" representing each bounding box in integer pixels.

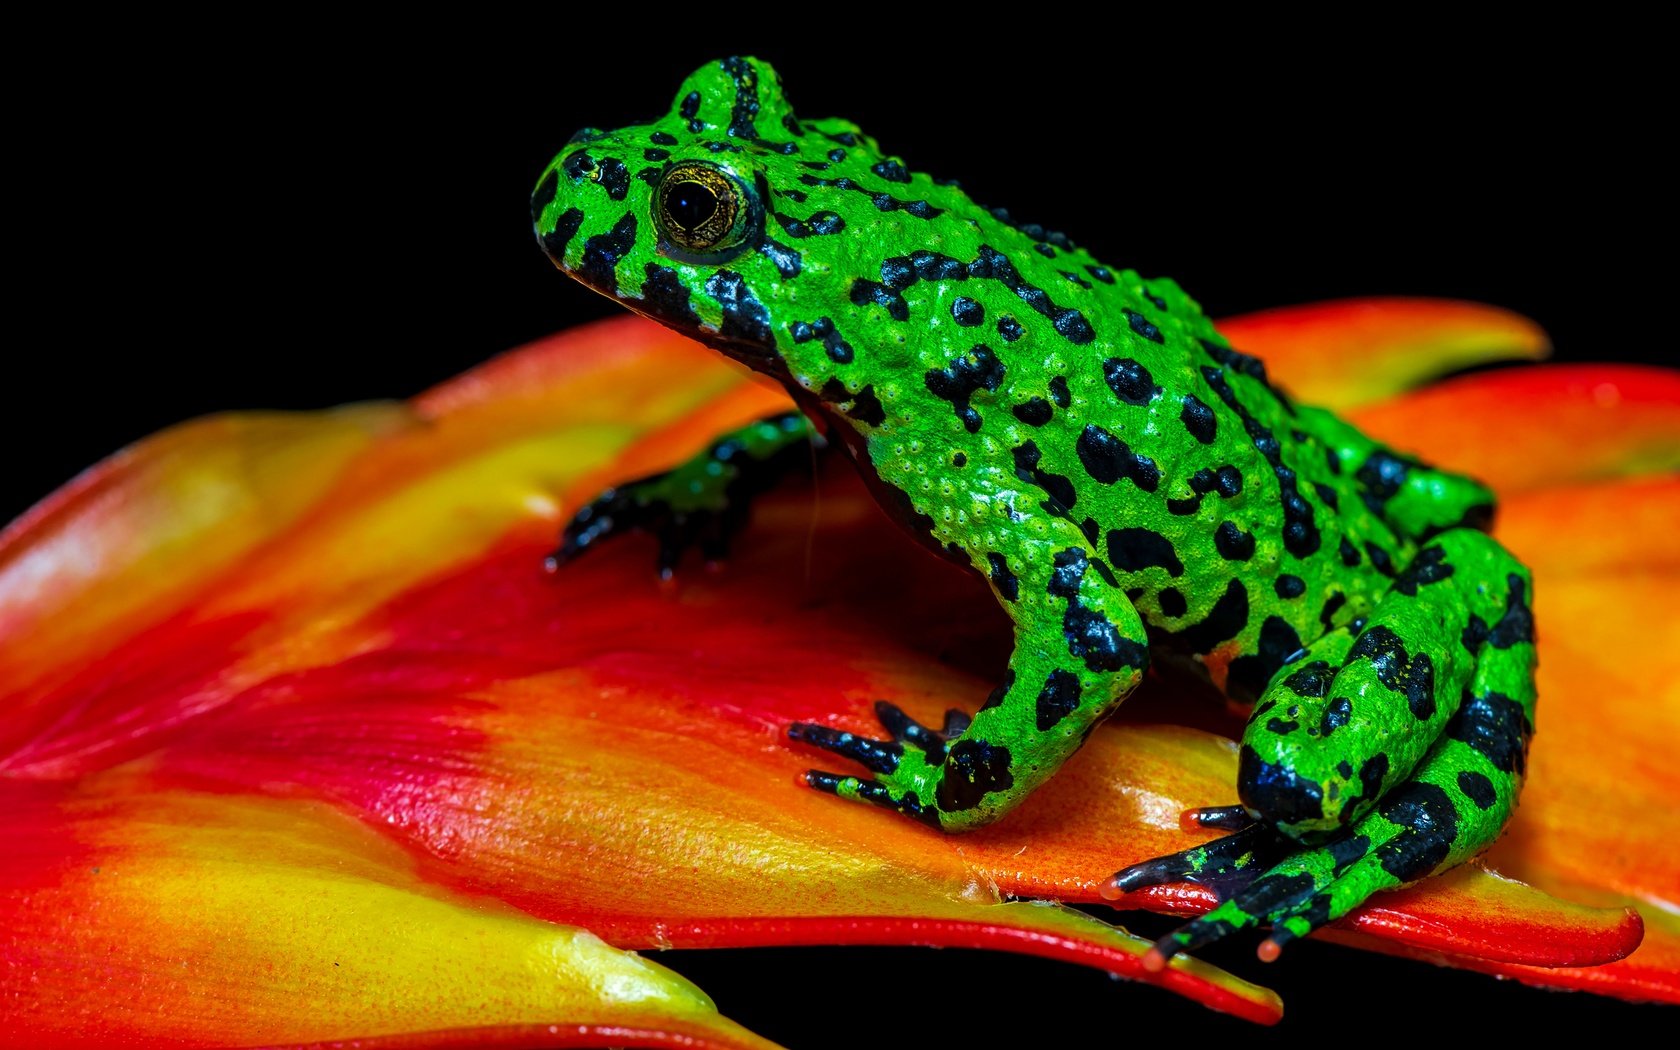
[
  {"left": 0, "top": 406, "right": 407, "bottom": 773},
  {"left": 1349, "top": 365, "right": 1680, "bottom": 492},
  {"left": 1477, "top": 476, "right": 1680, "bottom": 1004},
  {"left": 1, "top": 319, "right": 1280, "bottom": 1031},
  {"left": 2, "top": 779, "right": 783, "bottom": 1049},
  {"left": 137, "top": 479, "right": 1283, "bottom": 1022},
  {"left": 5, "top": 311, "right": 1670, "bottom": 1042},
  {"left": 1216, "top": 298, "right": 1550, "bottom": 408}
]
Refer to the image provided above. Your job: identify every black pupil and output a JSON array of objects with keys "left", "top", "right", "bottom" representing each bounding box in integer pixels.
[{"left": 667, "top": 181, "right": 719, "bottom": 230}]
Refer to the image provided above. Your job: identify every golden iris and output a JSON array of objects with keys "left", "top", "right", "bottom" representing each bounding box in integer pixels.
[{"left": 657, "top": 163, "right": 743, "bottom": 252}]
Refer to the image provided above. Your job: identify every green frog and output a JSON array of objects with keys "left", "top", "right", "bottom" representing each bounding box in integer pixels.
[{"left": 532, "top": 57, "right": 1537, "bottom": 967}]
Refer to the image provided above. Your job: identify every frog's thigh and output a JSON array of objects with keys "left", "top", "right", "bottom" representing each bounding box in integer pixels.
[
  {"left": 1120, "top": 531, "right": 1536, "bottom": 960},
  {"left": 1238, "top": 529, "right": 1535, "bottom": 841},
  {"left": 1163, "top": 567, "right": 1535, "bottom": 957}
]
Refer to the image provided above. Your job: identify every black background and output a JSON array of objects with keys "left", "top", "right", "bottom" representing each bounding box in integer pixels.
[{"left": 15, "top": 22, "right": 1671, "bottom": 1043}]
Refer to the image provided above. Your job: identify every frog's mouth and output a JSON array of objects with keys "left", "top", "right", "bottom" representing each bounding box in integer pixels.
[
  {"left": 548, "top": 252, "right": 782, "bottom": 374},
  {"left": 534, "top": 189, "right": 786, "bottom": 379},
  {"left": 612, "top": 294, "right": 792, "bottom": 382}
]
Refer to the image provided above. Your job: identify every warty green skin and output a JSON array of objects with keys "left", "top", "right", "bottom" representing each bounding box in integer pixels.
[{"left": 533, "top": 57, "right": 1538, "bottom": 961}]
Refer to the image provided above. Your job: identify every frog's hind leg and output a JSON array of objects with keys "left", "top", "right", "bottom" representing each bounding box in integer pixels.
[
  {"left": 549, "top": 411, "right": 822, "bottom": 577},
  {"left": 1108, "top": 529, "right": 1536, "bottom": 964}
]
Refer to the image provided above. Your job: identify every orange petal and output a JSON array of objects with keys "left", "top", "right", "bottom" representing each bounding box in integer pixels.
[
  {"left": 2, "top": 779, "right": 783, "bottom": 1049},
  {"left": 0, "top": 406, "right": 406, "bottom": 770},
  {"left": 1215, "top": 297, "right": 1550, "bottom": 409},
  {"left": 1495, "top": 475, "right": 1680, "bottom": 578},
  {"left": 137, "top": 476, "right": 1282, "bottom": 1023},
  {"left": 1473, "top": 909, "right": 1680, "bottom": 1004},
  {"left": 1490, "top": 478, "right": 1680, "bottom": 933},
  {"left": 1349, "top": 364, "right": 1680, "bottom": 493}
]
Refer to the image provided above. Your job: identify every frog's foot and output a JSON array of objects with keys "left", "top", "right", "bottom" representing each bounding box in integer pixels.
[
  {"left": 545, "top": 412, "right": 818, "bottom": 578},
  {"left": 1105, "top": 820, "right": 1366, "bottom": 968},
  {"left": 793, "top": 533, "right": 1151, "bottom": 833},
  {"left": 1110, "top": 746, "right": 1525, "bottom": 972},
  {"left": 549, "top": 472, "right": 703, "bottom": 577},
  {"left": 789, "top": 702, "right": 971, "bottom": 829}
]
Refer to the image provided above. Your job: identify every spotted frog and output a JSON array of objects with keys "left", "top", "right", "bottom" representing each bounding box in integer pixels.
[{"left": 532, "top": 57, "right": 1537, "bottom": 965}]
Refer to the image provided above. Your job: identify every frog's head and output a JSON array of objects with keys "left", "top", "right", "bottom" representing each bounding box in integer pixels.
[{"left": 533, "top": 56, "right": 992, "bottom": 387}]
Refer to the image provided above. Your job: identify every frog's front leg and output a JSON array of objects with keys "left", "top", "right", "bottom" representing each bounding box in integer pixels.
[
  {"left": 1110, "top": 529, "right": 1536, "bottom": 965},
  {"left": 790, "top": 531, "right": 1149, "bottom": 832},
  {"left": 550, "top": 411, "right": 821, "bottom": 578}
]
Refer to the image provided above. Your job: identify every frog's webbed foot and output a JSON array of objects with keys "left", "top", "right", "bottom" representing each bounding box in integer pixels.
[
  {"left": 1105, "top": 820, "right": 1376, "bottom": 969},
  {"left": 788, "top": 702, "right": 971, "bottom": 829},
  {"left": 549, "top": 473, "right": 705, "bottom": 577},
  {"left": 1107, "top": 766, "right": 1518, "bottom": 971},
  {"left": 545, "top": 412, "right": 819, "bottom": 579}
]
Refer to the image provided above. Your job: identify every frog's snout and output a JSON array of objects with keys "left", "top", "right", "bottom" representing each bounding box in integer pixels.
[
  {"left": 530, "top": 163, "right": 560, "bottom": 234},
  {"left": 531, "top": 139, "right": 633, "bottom": 278}
]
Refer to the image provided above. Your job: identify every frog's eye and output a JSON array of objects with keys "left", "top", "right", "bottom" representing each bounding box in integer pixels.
[{"left": 655, "top": 162, "right": 752, "bottom": 255}]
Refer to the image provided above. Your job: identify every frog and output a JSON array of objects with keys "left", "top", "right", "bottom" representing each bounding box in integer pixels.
[{"left": 531, "top": 56, "right": 1537, "bottom": 967}]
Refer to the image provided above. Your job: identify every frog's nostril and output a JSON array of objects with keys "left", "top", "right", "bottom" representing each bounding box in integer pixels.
[{"left": 561, "top": 151, "right": 597, "bottom": 179}]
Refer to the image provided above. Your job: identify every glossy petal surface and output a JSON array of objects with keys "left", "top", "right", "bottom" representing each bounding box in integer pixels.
[
  {"left": 5, "top": 781, "right": 781, "bottom": 1050},
  {"left": 1219, "top": 297, "right": 1551, "bottom": 408},
  {"left": 4, "top": 303, "right": 1675, "bottom": 1045},
  {"left": 1350, "top": 365, "right": 1680, "bottom": 491}
]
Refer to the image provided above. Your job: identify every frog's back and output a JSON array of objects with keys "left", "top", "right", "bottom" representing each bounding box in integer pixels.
[{"left": 859, "top": 239, "right": 1417, "bottom": 701}]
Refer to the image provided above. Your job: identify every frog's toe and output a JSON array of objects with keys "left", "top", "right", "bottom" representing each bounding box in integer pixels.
[
  {"left": 800, "top": 770, "right": 943, "bottom": 828},
  {"left": 695, "top": 510, "right": 736, "bottom": 563},
  {"left": 1143, "top": 866, "right": 1331, "bottom": 968},
  {"left": 873, "top": 701, "right": 970, "bottom": 750},
  {"left": 789, "top": 702, "right": 971, "bottom": 829},
  {"left": 789, "top": 702, "right": 967, "bottom": 771},
  {"left": 1182, "top": 804, "right": 1254, "bottom": 832},
  {"left": 548, "top": 475, "right": 678, "bottom": 572},
  {"left": 547, "top": 484, "right": 641, "bottom": 569},
  {"left": 786, "top": 721, "right": 902, "bottom": 774},
  {"left": 1105, "top": 822, "right": 1290, "bottom": 900}
]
